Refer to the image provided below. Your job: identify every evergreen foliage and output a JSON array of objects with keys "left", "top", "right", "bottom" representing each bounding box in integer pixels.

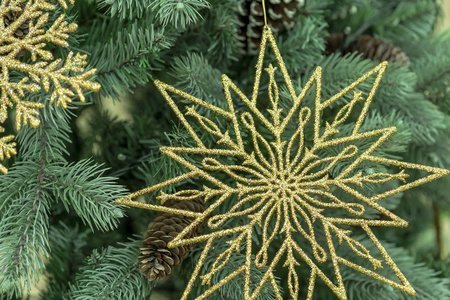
[
  {"left": 69, "top": 239, "right": 153, "bottom": 300},
  {"left": 1, "top": 0, "right": 450, "bottom": 299},
  {"left": 40, "top": 223, "right": 90, "bottom": 299},
  {"left": 0, "top": 101, "right": 126, "bottom": 298}
]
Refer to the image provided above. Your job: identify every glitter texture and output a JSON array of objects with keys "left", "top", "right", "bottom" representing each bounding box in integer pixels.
[
  {"left": 116, "top": 26, "right": 449, "bottom": 299},
  {"left": 0, "top": 0, "right": 100, "bottom": 173}
]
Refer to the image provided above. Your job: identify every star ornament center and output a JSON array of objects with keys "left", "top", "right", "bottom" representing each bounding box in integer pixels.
[{"left": 117, "top": 25, "right": 449, "bottom": 300}]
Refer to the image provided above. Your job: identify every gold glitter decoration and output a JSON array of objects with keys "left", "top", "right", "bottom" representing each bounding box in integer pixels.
[
  {"left": 117, "top": 26, "right": 449, "bottom": 299},
  {"left": 0, "top": 0, "right": 100, "bottom": 173}
]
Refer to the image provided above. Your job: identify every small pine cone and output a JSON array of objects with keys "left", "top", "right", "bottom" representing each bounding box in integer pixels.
[
  {"left": 138, "top": 198, "right": 206, "bottom": 281},
  {"left": 3, "top": 3, "right": 30, "bottom": 39},
  {"left": 3, "top": 2, "right": 30, "bottom": 58},
  {"left": 324, "top": 33, "right": 344, "bottom": 55},
  {"left": 348, "top": 35, "right": 410, "bottom": 66},
  {"left": 237, "top": 0, "right": 303, "bottom": 54},
  {"left": 325, "top": 33, "right": 410, "bottom": 66}
]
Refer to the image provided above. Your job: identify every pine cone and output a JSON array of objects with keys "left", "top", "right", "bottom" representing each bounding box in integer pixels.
[
  {"left": 324, "top": 33, "right": 344, "bottom": 56},
  {"left": 138, "top": 198, "right": 206, "bottom": 281},
  {"left": 2, "top": 2, "right": 30, "bottom": 58},
  {"left": 3, "top": 3, "right": 30, "bottom": 39},
  {"left": 325, "top": 33, "right": 410, "bottom": 66},
  {"left": 237, "top": 0, "right": 303, "bottom": 54}
]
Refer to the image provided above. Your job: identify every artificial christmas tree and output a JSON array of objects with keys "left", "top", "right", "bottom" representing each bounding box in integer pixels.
[{"left": 1, "top": 0, "right": 450, "bottom": 300}]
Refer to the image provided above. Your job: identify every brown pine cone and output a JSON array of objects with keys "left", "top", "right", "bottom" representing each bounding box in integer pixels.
[
  {"left": 325, "top": 33, "right": 410, "bottom": 66},
  {"left": 3, "top": 2, "right": 30, "bottom": 39},
  {"left": 2, "top": 2, "right": 30, "bottom": 58},
  {"left": 138, "top": 198, "right": 206, "bottom": 281},
  {"left": 324, "top": 33, "right": 344, "bottom": 56},
  {"left": 237, "top": 0, "right": 303, "bottom": 54}
]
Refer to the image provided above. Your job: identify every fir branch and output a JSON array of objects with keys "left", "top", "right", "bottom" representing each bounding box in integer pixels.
[
  {"left": 98, "top": 0, "right": 153, "bottom": 20},
  {"left": 0, "top": 101, "right": 125, "bottom": 297},
  {"left": 47, "top": 159, "right": 126, "bottom": 232},
  {"left": 273, "top": 14, "right": 328, "bottom": 72},
  {"left": 0, "top": 118, "right": 53, "bottom": 298},
  {"left": 16, "top": 101, "right": 72, "bottom": 162},
  {"left": 409, "top": 33, "right": 450, "bottom": 113},
  {"left": 69, "top": 239, "right": 153, "bottom": 300},
  {"left": 345, "top": 0, "right": 400, "bottom": 46},
  {"left": 407, "top": 120, "right": 450, "bottom": 168},
  {"left": 150, "top": 0, "right": 210, "bottom": 29},
  {"left": 0, "top": 177, "right": 51, "bottom": 299},
  {"left": 99, "top": 0, "right": 210, "bottom": 26},
  {"left": 169, "top": 52, "right": 224, "bottom": 111},
  {"left": 373, "top": 0, "right": 438, "bottom": 43},
  {"left": 432, "top": 201, "right": 443, "bottom": 259},
  {"left": 96, "top": 35, "right": 166, "bottom": 77},
  {"left": 40, "top": 222, "right": 90, "bottom": 300},
  {"left": 192, "top": 0, "right": 241, "bottom": 68},
  {"left": 85, "top": 16, "right": 178, "bottom": 98},
  {"left": 416, "top": 67, "right": 450, "bottom": 93}
]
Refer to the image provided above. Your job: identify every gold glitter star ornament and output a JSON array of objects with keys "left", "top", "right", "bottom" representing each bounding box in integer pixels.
[
  {"left": 117, "top": 26, "right": 449, "bottom": 299},
  {"left": 0, "top": 0, "right": 100, "bottom": 173}
]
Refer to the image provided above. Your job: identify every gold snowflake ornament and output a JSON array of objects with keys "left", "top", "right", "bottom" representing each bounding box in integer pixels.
[
  {"left": 0, "top": 0, "right": 100, "bottom": 174},
  {"left": 117, "top": 26, "right": 449, "bottom": 299}
]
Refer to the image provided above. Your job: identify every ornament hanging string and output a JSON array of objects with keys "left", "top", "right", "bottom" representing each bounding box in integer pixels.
[{"left": 262, "top": 0, "right": 268, "bottom": 27}]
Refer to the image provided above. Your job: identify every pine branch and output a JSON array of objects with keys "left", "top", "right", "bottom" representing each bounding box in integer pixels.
[
  {"left": 69, "top": 239, "right": 153, "bottom": 300},
  {"left": 98, "top": 0, "right": 153, "bottom": 20},
  {"left": 409, "top": 33, "right": 450, "bottom": 113},
  {"left": 0, "top": 169, "right": 51, "bottom": 298},
  {"left": 0, "top": 117, "right": 54, "bottom": 298},
  {"left": 272, "top": 14, "right": 327, "bottom": 72},
  {"left": 373, "top": 1, "right": 438, "bottom": 43},
  {"left": 47, "top": 159, "right": 126, "bottom": 231},
  {"left": 416, "top": 67, "right": 450, "bottom": 93},
  {"left": 0, "top": 99, "right": 126, "bottom": 296},
  {"left": 40, "top": 222, "right": 90, "bottom": 300},
  {"left": 176, "top": 0, "right": 241, "bottom": 68},
  {"left": 85, "top": 15, "right": 178, "bottom": 98},
  {"left": 0, "top": 194, "right": 51, "bottom": 299},
  {"left": 169, "top": 52, "right": 224, "bottom": 111},
  {"left": 150, "top": 0, "right": 210, "bottom": 29}
]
